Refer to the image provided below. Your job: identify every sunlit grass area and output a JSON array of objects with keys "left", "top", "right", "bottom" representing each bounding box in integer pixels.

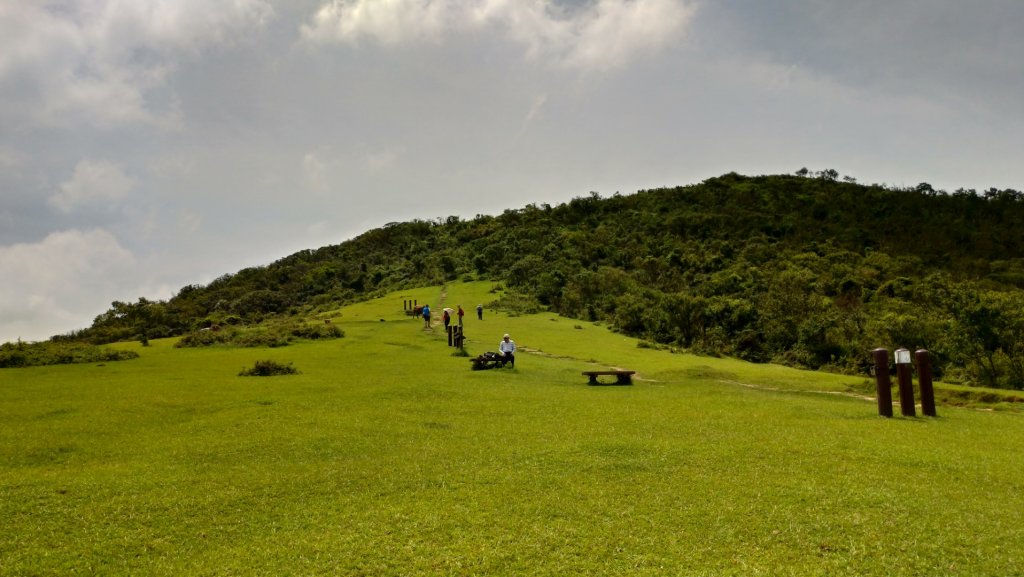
[{"left": 2, "top": 282, "right": 1022, "bottom": 576}]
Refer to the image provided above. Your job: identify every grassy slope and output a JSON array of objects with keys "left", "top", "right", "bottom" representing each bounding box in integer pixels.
[{"left": 2, "top": 281, "right": 1022, "bottom": 576}]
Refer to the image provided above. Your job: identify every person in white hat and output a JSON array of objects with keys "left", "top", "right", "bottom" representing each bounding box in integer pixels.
[{"left": 498, "top": 333, "right": 516, "bottom": 367}]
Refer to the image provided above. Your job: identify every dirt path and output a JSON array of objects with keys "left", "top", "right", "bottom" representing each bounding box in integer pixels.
[
  {"left": 423, "top": 287, "right": 448, "bottom": 331},
  {"left": 718, "top": 378, "right": 876, "bottom": 402}
]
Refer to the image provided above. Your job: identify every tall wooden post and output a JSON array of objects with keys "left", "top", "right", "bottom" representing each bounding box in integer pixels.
[
  {"left": 872, "top": 348, "right": 893, "bottom": 417},
  {"left": 895, "top": 348, "right": 916, "bottom": 417},
  {"left": 916, "top": 349, "right": 937, "bottom": 417}
]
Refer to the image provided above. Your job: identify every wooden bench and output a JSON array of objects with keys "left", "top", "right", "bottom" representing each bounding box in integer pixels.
[{"left": 582, "top": 370, "right": 635, "bottom": 385}]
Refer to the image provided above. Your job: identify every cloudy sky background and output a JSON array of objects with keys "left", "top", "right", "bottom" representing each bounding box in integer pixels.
[{"left": 1, "top": 0, "right": 1022, "bottom": 343}]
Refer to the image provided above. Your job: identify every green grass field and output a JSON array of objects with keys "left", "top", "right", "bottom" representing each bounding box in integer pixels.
[{"left": 2, "top": 281, "right": 1023, "bottom": 576}]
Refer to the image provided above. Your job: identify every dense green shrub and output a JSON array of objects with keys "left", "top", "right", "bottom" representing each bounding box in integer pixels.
[
  {"left": 289, "top": 322, "right": 344, "bottom": 340},
  {"left": 175, "top": 328, "right": 235, "bottom": 347},
  {"left": 0, "top": 341, "right": 139, "bottom": 368},
  {"left": 232, "top": 329, "right": 291, "bottom": 348},
  {"left": 175, "top": 320, "right": 343, "bottom": 349},
  {"left": 238, "top": 360, "right": 299, "bottom": 377}
]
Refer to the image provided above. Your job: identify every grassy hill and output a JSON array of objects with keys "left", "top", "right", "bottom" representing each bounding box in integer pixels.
[
  {"left": 3, "top": 282, "right": 1022, "bottom": 575},
  {"left": 61, "top": 172, "right": 1024, "bottom": 390}
]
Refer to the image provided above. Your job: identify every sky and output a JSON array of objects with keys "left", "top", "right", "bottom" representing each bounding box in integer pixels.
[{"left": 2, "top": 0, "right": 1023, "bottom": 343}]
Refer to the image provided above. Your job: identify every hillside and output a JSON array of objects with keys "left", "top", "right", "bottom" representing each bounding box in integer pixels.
[
  {"left": 4, "top": 284, "right": 1024, "bottom": 575},
  {"left": 62, "top": 171, "right": 1024, "bottom": 389}
]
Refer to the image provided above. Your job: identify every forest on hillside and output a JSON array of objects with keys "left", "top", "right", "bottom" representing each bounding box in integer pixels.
[{"left": 52, "top": 171, "right": 1024, "bottom": 389}]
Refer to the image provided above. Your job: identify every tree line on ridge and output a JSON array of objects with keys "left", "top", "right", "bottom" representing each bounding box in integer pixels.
[{"left": 55, "top": 171, "right": 1024, "bottom": 389}]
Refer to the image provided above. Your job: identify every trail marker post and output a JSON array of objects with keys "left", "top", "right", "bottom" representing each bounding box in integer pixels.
[
  {"left": 895, "top": 348, "right": 916, "bottom": 417},
  {"left": 916, "top": 349, "right": 937, "bottom": 417},
  {"left": 872, "top": 348, "right": 894, "bottom": 417}
]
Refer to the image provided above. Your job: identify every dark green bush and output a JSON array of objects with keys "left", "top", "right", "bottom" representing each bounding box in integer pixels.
[
  {"left": 289, "top": 322, "right": 343, "bottom": 340},
  {"left": 0, "top": 341, "right": 139, "bottom": 368},
  {"left": 239, "top": 360, "right": 299, "bottom": 377},
  {"left": 175, "top": 321, "right": 343, "bottom": 348},
  {"left": 175, "top": 328, "right": 234, "bottom": 347},
  {"left": 233, "top": 330, "right": 290, "bottom": 348}
]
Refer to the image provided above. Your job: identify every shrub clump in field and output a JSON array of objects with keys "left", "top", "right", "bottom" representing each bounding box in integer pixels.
[
  {"left": 289, "top": 322, "right": 343, "bottom": 340},
  {"left": 176, "top": 327, "right": 234, "bottom": 347},
  {"left": 0, "top": 340, "right": 139, "bottom": 368},
  {"left": 176, "top": 321, "right": 343, "bottom": 349},
  {"left": 239, "top": 360, "right": 300, "bottom": 377}
]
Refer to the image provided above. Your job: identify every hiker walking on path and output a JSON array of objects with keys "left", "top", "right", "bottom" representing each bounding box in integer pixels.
[
  {"left": 477, "top": 304, "right": 483, "bottom": 320},
  {"left": 457, "top": 305, "right": 465, "bottom": 326},
  {"left": 422, "top": 304, "right": 431, "bottom": 329},
  {"left": 499, "top": 333, "right": 516, "bottom": 367},
  {"left": 443, "top": 308, "right": 451, "bottom": 331}
]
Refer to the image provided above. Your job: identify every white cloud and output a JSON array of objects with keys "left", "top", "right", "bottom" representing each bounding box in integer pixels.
[
  {"left": 525, "top": 94, "right": 548, "bottom": 123},
  {"left": 301, "top": 0, "right": 450, "bottom": 45},
  {"left": 300, "top": 0, "right": 693, "bottom": 72},
  {"left": 706, "top": 1, "right": 1024, "bottom": 117},
  {"left": 49, "top": 160, "right": 136, "bottom": 214},
  {"left": 301, "top": 147, "right": 401, "bottom": 195},
  {"left": 363, "top": 149, "right": 399, "bottom": 172},
  {"left": 148, "top": 153, "right": 198, "bottom": 179},
  {"left": 0, "top": 229, "right": 137, "bottom": 342},
  {"left": 176, "top": 210, "right": 204, "bottom": 236},
  {"left": 0, "top": 0, "right": 274, "bottom": 129},
  {"left": 302, "top": 151, "right": 330, "bottom": 193},
  {"left": 559, "top": 0, "right": 692, "bottom": 71},
  {"left": 306, "top": 221, "right": 331, "bottom": 237},
  {"left": 0, "top": 146, "right": 24, "bottom": 171}
]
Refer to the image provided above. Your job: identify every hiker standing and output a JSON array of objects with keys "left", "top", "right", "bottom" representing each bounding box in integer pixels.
[
  {"left": 457, "top": 305, "right": 465, "bottom": 326},
  {"left": 476, "top": 304, "right": 483, "bottom": 320}
]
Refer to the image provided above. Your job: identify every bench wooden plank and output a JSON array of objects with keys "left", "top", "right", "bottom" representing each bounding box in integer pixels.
[
  {"left": 471, "top": 355, "right": 511, "bottom": 370},
  {"left": 582, "top": 370, "right": 635, "bottom": 385}
]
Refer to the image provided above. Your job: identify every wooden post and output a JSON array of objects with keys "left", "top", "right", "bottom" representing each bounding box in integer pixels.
[
  {"left": 872, "top": 348, "right": 893, "bottom": 417},
  {"left": 916, "top": 349, "right": 937, "bottom": 417},
  {"left": 447, "top": 326, "right": 453, "bottom": 346},
  {"left": 895, "top": 348, "right": 916, "bottom": 417}
]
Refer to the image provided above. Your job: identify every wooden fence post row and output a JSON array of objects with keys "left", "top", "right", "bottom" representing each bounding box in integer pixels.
[
  {"left": 871, "top": 348, "right": 937, "bottom": 418},
  {"left": 448, "top": 326, "right": 465, "bottom": 348}
]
